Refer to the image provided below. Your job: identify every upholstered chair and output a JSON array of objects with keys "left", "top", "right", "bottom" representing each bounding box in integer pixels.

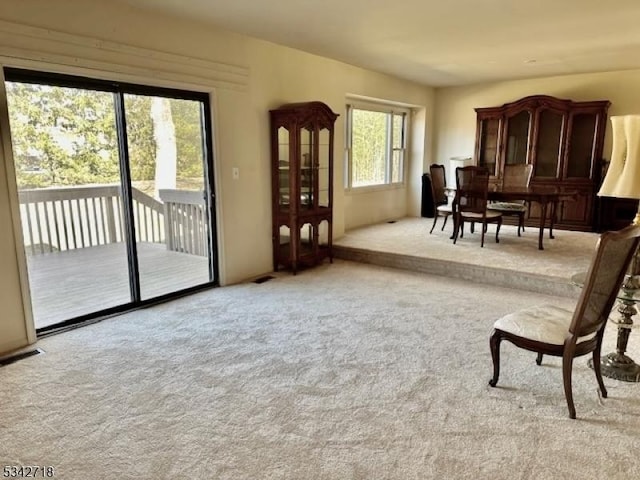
[{"left": 489, "top": 224, "right": 640, "bottom": 418}]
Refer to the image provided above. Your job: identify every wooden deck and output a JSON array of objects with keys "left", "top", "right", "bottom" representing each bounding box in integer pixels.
[{"left": 27, "top": 242, "right": 211, "bottom": 329}]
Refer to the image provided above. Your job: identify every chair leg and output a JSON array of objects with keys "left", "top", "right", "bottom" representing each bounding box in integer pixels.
[
  {"left": 562, "top": 347, "right": 577, "bottom": 419},
  {"left": 480, "top": 222, "right": 486, "bottom": 247},
  {"left": 495, "top": 218, "right": 502, "bottom": 243},
  {"left": 452, "top": 217, "right": 460, "bottom": 244},
  {"left": 489, "top": 329, "right": 502, "bottom": 387},
  {"left": 430, "top": 214, "right": 439, "bottom": 234},
  {"left": 470, "top": 222, "right": 475, "bottom": 234},
  {"left": 517, "top": 213, "right": 523, "bottom": 237},
  {"left": 441, "top": 214, "right": 448, "bottom": 231},
  {"left": 592, "top": 342, "right": 608, "bottom": 399},
  {"left": 536, "top": 352, "right": 543, "bottom": 365}
]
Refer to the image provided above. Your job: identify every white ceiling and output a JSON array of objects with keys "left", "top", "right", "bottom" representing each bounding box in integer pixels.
[{"left": 117, "top": 0, "right": 640, "bottom": 87}]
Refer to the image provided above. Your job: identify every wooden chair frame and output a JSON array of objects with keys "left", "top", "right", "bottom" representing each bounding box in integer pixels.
[
  {"left": 428, "top": 164, "right": 453, "bottom": 234},
  {"left": 490, "top": 163, "right": 534, "bottom": 236},
  {"left": 452, "top": 166, "right": 502, "bottom": 247}
]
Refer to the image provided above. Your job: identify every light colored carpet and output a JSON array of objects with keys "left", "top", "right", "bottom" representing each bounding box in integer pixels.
[
  {"left": 2, "top": 260, "right": 639, "bottom": 479},
  {"left": 335, "top": 217, "right": 599, "bottom": 279}
]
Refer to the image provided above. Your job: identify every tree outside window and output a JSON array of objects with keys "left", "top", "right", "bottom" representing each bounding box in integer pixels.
[{"left": 346, "top": 103, "right": 407, "bottom": 189}]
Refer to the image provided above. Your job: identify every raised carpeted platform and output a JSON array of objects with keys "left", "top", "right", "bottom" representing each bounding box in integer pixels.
[{"left": 334, "top": 217, "right": 599, "bottom": 298}]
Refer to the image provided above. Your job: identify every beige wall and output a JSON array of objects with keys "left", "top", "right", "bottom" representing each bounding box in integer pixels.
[
  {"left": 434, "top": 69, "right": 640, "bottom": 175},
  {"left": 0, "top": 0, "right": 433, "bottom": 354}
]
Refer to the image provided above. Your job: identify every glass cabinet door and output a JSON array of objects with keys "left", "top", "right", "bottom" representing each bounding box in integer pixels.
[
  {"left": 477, "top": 117, "right": 500, "bottom": 176},
  {"left": 277, "top": 126, "right": 290, "bottom": 208},
  {"left": 318, "top": 128, "right": 330, "bottom": 207},
  {"left": 567, "top": 113, "right": 597, "bottom": 179},
  {"left": 534, "top": 109, "right": 564, "bottom": 178},
  {"left": 504, "top": 110, "right": 531, "bottom": 165},
  {"left": 300, "top": 126, "right": 314, "bottom": 209}
]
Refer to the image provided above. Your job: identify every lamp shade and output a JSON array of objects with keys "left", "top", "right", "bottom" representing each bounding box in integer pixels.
[
  {"left": 599, "top": 115, "right": 640, "bottom": 199},
  {"left": 448, "top": 156, "right": 473, "bottom": 188}
]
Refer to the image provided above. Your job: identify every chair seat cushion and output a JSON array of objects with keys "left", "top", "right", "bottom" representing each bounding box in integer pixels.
[
  {"left": 490, "top": 202, "right": 526, "bottom": 212},
  {"left": 437, "top": 204, "right": 453, "bottom": 213},
  {"left": 462, "top": 210, "right": 502, "bottom": 219},
  {"left": 494, "top": 304, "right": 596, "bottom": 345}
]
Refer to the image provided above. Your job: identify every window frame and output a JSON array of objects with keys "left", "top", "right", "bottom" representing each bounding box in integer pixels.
[{"left": 345, "top": 101, "right": 409, "bottom": 191}]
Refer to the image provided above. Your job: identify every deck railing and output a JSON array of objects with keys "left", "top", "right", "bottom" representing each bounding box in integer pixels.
[
  {"left": 18, "top": 185, "right": 208, "bottom": 257},
  {"left": 159, "top": 189, "right": 209, "bottom": 257}
]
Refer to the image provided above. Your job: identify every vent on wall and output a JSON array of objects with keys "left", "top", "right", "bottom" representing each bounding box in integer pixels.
[
  {"left": 0, "top": 348, "right": 45, "bottom": 367},
  {"left": 253, "top": 275, "right": 275, "bottom": 284}
]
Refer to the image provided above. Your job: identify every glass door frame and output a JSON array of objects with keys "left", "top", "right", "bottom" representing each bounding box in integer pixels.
[{"left": 3, "top": 67, "right": 219, "bottom": 335}]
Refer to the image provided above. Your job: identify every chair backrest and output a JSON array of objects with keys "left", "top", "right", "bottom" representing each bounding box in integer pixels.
[
  {"left": 503, "top": 163, "right": 533, "bottom": 188},
  {"left": 569, "top": 224, "right": 640, "bottom": 339},
  {"left": 454, "top": 166, "right": 490, "bottom": 215},
  {"left": 429, "top": 164, "right": 448, "bottom": 205}
]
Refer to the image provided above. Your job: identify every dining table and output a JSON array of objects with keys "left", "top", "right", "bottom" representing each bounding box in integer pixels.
[{"left": 488, "top": 185, "right": 577, "bottom": 250}]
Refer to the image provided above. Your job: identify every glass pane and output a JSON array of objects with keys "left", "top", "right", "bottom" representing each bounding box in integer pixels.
[
  {"left": 504, "top": 111, "right": 530, "bottom": 165},
  {"left": 278, "top": 224, "right": 290, "bottom": 248},
  {"left": 274, "top": 224, "right": 290, "bottom": 268},
  {"left": 124, "top": 94, "right": 211, "bottom": 300},
  {"left": 393, "top": 113, "right": 404, "bottom": 149},
  {"left": 318, "top": 128, "right": 330, "bottom": 208},
  {"left": 567, "top": 114, "right": 597, "bottom": 178},
  {"left": 535, "top": 110, "right": 563, "bottom": 177},
  {"left": 277, "top": 127, "right": 290, "bottom": 207},
  {"left": 300, "top": 127, "right": 314, "bottom": 208},
  {"left": 478, "top": 118, "right": 499, "bottom": 175},
  {"left": 392, "top": 149, "right": 403, "bottom": 183},
  {"left": 318, "top": 219, "right": 330, "bottom": 245},
  {"left": 299, "top": 222, "right": 313, "bottom": 256},
  {"left": 392, "top": 113, "right": 404, "bottom": 183},
  {"left": 6, "top": 82, "right": 130, "bottom": 328},
  {"left": 351, "top": 109, "right": 387, "bottom": 187}
]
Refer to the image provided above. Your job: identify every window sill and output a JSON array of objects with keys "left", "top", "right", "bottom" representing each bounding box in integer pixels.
[{"left": 345, "top": 183, "right": 405, "bottom": 195}]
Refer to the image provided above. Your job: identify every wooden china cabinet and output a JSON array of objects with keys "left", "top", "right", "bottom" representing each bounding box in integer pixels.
[
  {"left": 474, "top": 95, "right": 610, "bottom": 231},
  {"left": 270, "top": 101, "right": 339, "bottom": 273}
]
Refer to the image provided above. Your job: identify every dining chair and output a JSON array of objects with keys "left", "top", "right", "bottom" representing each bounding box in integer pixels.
[
  {"left": 489, "top": 163, "right": 534, "bottom": 236},
  {"left": 428, "top": 164, "right": 453, "bottom": 234},
  {"left": 488, "top": 223, "right": 640, "bottom": 418},
  {"left": 452, "top": 166, "right": 502, "bottom": 247}
]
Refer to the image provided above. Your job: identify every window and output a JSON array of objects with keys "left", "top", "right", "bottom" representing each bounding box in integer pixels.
[{"left": 345, "top": 103, "right": 408, "bottom": 189}]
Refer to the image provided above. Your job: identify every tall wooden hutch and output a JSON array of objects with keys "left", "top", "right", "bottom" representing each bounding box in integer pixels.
[
  {"left": 270, "top": 101, "right": 338, "bottom": 273},
  {"left": 474, "top": 95, "right": 610, "bottom": 231}
]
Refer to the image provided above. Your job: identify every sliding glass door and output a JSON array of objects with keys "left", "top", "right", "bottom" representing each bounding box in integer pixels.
[
  {"left": 4, "top": 69, "right": 218, "bottom": 331},
  {"left": 124, "top": 93, "right": 212, "bottom": 300}
]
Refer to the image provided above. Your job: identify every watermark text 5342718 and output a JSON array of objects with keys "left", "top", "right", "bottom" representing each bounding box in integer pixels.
[{"left": 3, "top": 466, "right": 55, "bottom": 478}]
